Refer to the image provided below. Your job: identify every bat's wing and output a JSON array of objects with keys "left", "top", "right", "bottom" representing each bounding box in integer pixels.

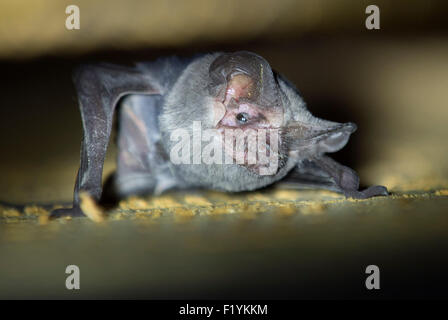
[
  {"left": 51, "top": 63, "right": 162, "bottom": 218},
  {"left": 277, "top": 159, "right": 342, "bottom": 193},
  {"left": 110, "top": 94, "right": 179, "bottom": 199},
  {"left": 279, "top": 156, "right": 388, "bottom": 199}
]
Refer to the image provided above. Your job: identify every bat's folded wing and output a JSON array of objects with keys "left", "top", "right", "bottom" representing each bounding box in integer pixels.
[{"left": 52, "top": 63, "right": 163, "bottom": 218}]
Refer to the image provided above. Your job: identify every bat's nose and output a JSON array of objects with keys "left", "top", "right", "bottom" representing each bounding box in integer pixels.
[
  {"left": 283, "top": 120, "right": 357, "bottom": 153},
  {"left": 343, "top": 122, "right": 357, "bottom": 134},
  {"left": 317, "top": 122, "right": 357, "bottom": 140},
  {"left": 316, "top": 122, "right": 357, "bottom": 153}
]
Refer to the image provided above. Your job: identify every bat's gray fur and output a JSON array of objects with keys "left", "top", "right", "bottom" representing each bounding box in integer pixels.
[{"left": 52, "top": 51, "right": 388, "bottom": 218}]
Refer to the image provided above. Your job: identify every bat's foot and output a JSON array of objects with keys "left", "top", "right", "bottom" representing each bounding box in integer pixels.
[
  {"left": 50, "top": 206, "right": 85, "bottom": 219},
  {"left": 344, "top": 185, "right": 389, "bottom": 199}
]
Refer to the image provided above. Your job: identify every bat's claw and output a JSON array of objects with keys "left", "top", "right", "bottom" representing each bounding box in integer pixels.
[
  {"left": 50, "top": 206, "right": 85, "bottom": 219},
  {"left": 345, "top": 185, "right": 389, "bottom": 199}
]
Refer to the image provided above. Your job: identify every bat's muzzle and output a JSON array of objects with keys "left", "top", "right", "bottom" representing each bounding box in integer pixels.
[{"left": 283, "top": 121, "right": 357, "bottom": 154}]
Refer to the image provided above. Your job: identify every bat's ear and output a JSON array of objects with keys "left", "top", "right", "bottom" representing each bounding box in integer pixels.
[
  {"left": 284, "top": 121, "right": 357, "bottom": 155},
  {"left": 208, "top": 51, "right": 281, "bottom": 108}
]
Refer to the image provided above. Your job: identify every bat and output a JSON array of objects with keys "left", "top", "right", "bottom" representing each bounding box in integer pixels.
[{"left": 52, "top": 51, "right": 388, "bottom": 218}]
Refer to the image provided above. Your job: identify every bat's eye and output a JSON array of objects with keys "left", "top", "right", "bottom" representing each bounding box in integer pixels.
[{"left": 236, "top": 112, "right": 249, "bottom": 124}]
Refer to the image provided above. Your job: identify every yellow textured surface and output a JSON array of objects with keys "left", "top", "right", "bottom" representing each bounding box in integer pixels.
[{"left": 2, "top": 188, "right": 447, "bottom": 224}]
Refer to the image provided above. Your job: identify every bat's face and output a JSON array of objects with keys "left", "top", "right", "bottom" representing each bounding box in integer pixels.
[
  {"left": 207, "top": 52, "right": 286, "bottom": 175},
  {"left": 203, "top": 51, "right": 356, "bottom": 176}
]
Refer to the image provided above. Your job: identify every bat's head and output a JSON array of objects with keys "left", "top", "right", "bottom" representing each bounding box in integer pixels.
[
  {"left": 207, "top": 51, "right": 286, "bottom": 176},
  {"left": 208, "top": 51, "right": 284, "bottom": 129},
  {"left": 206, "top": 51, "right": 356, "bottom": 176}
]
